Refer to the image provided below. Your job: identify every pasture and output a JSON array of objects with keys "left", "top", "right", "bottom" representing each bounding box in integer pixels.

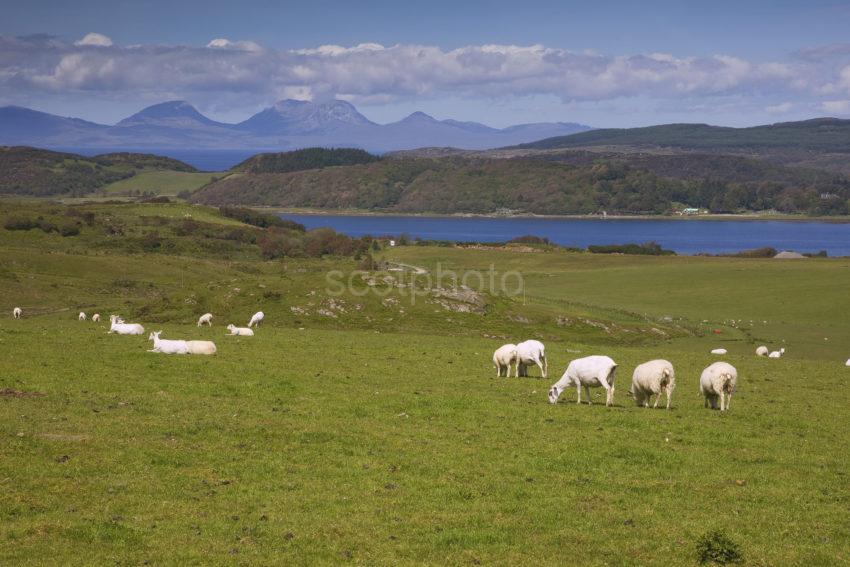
[{"left": 1, "top": 201, "right": 849, "bottom": 565}]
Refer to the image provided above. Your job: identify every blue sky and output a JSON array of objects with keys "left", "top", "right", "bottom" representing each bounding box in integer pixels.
[{"left": 2, "top": 0, "right": 850, "bottom": 127}]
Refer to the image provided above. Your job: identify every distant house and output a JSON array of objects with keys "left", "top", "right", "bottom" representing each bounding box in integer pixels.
[
  {"left": 820, "top": 193, "right": 839, "bottom": 200},
  {"left": 682, "top": 207, "right": 700, "bottom": 215},
  {"left": 388, "top": 240, "right": 396, "bottom": 247}
]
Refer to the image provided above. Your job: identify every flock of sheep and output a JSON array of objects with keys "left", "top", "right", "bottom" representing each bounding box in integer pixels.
[
  {"left": 11, "top": 307, "right": 264, "bottom": 356},
  {"left": 493, "top": 340, "right": 820, "bottom": 411}
]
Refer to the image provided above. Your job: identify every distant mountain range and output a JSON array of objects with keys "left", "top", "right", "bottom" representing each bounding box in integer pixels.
[{"left": 0, "top": 100, "right": 591, "bottom": 153}]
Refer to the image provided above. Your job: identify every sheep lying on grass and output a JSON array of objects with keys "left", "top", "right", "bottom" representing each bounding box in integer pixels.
[
  {"left": 700, "top": 361, "right": 738, "bottom": 411},
  {"left": 186, "top": 340, "right": 217, "bottom": 355},
  {"left": 768, "top": 348, "right": 785, "bottom": 358},
  {"left": 630, "top": 359, "right": 675, "bottom": 409},
  {"left": 755, "top": 346, "right": 768, "bottom": 357},
  {"left": 226, "top": 324, "right": 254, "bottom": 337},
  {"left": 197, "top": 313, "right": 213, "bottom": 327},
  {"left": 92, "top": 313, "right": 100, "bottom": 322},
  {"left": 516, "top": 340, "right": 547, "bottom": 378},
  {"left": 248, "top": 311, "right": 264, "bottom": 327},
  {"left": 148, "top": 331, "right": 188, "bottom": 354},
  {"left": 493, "top": 344, "right": 517, "bottom": 377},
  {"left": 108, "top": 315, "right": 145, "bottom": 335},
  {"left": 710, "top": 348, "right": 727, "bottom": 355},
  {"left": 13, "top": 307, "right": 22, "bottom": 319},
  {"left": 549, "top": 355, "right": 618, "bottom": 406},
  {"left": 78, "top": 312, "right": 86, "bottom": 321}
]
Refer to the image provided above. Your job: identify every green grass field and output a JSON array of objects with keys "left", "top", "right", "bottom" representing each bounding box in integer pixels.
[
  {"left": 100, "top": 171, "right": 222, "bottom": 196},
  {"left": 1, "top": 201, "right": 849, "bottom": 565}
]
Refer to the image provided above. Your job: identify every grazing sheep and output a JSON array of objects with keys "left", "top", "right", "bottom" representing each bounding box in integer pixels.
[
  {"left": 78, "top": 312, "right": 87, "bottom": 321},
  {"left": 493, "top": 344, "right": 518, "bottom": 378},
  {"left": 516, "top": 340, "right": 547, "bottom": 378},
  {"left": 148, "top": 331, "right": 189, "bottom": 354},
  {"left": 755, "top": 345, "right": 768, "bottom": 357},
  {"left": 186, "top": 340, "right": 217, "bottom": 355},
  {"left": 226, "top": 324, "right": 254, "bottom": 337},
  {"left": 630, "top": 359, "right": 676, "bottom": 409},
  {"left": 846, "top": 359, "right": 850, "bottom": 367},
  {"left": 548, "top": 355, "right": 618, "bottom": 406},
  {"left": 768, "top": 347, "right": 786, "bottom": 358},
  {"left": 108, "top": 314, "right": 145, "bottom": 335},
  {"left": 248, "top": 311, "right": 264, "bottom": 327},
  {"left": 92, "top": 313, "right": 100, "bottom": 322},
  {"left": 710, "top": 348, "right": 727, "bottom": 355},
  {"left": 12, "top": 307, "right": 22, "bottom": 319},
  {"left": 197, "top": 313, "right": 213, "bottom": 327},
  {"left": 700, "top": 361, "right": 738, "bottom": 411}
]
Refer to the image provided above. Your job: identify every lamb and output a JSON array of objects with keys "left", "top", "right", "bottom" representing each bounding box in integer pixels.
[
  {"left": 710, "top": 348, "right": 727, "bottom": 355},
  {"left": 226, "top": 324, "right": 254, "bottom": 337},
  {"left": 515, "top": 340, "right": 547, "bottom": 378},
  {"left": 548, "top": 355, "right": 618, "bottom": 406},
  {"left": 755, "top": 345, "right": 768, "bottom": 357},
  {"left": 108, "top": 314, "right": 145, "bottom": 335},
  {"left": 13, "top": 307, "right": 22, "bottom": 319},
  {"left": 630, "top": 359, "right": 676, "bottom": 409},
  {"left": 493, "top": 344, "right": 518, "bottom": 378},
  {"left": 197, "top": 313, "right": 213, "bottom": 327},
  {"left": 248, "top": 311, "right": 264, "bottom": 327},
  {"left": 92, "top": 313, "right": 101, "bottom": 322},
  {"left": 78, "top": 312, "right": 87, "bottom": 321},
  {"left": 768, "top": 348, "right": 786, "bottom": 358},
  {"left": 699, "top": 361, "right": 738, "bottom": 411},
  {"left": 148, "top": 331, "right": 189, "bottom": 354},
  {"left": 186, "top": 340, "right": 217, "bottom": 355}
]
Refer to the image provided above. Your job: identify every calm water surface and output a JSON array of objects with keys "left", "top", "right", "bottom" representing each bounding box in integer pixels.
[{"left": 280, "top": 214, "right": 850, "bottom": 256}]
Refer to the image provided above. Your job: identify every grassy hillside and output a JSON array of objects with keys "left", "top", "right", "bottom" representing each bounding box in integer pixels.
[
  {"left": 233, "top": 147, "right": 380, "bottom": 174},
  {"left": 1, "top": 200, "right": 849, "bottom": 564},
  {"left": 513, "top": 118, "right": 850, "bottom": 153},
  {"left": 192, "top": 155, "right": 850, "bottom": 215},
  {"left": 101, "top": 170, "right": 220, "bottom": 197},
  {"left": 0, "top": 146, "right": 197, "bottom": 197}
]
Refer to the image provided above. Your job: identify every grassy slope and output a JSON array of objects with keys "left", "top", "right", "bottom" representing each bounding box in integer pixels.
[
  {"left": 101, "top": 171, "right": 220, "bottom": 196},
  {"left": 1, "top": 202, "right": 849, "bottom": 565}
]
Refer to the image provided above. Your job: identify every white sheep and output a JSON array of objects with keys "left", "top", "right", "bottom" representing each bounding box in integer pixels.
[
  {"left": 78, "top": 312, "right": 87, "bottom": 321},
  {"left": 248, "top": 311, "right": 264, "bottom": 327},
  {"left": 755, "top": 345, "right": 768, "bottom": 357},
  {"left": 186, "top": 340, "right": 217, "bottom": 355},
  {"left": 700, "top": 361, "right": 738, "bottom": 411},
  {"left": 768, "top": 348, "right": 786, "bottom": 358},
  {"left": 710, "top": 348, "right": 727, "bottom": 355},
  {"left": 516, "top": 339, "right": 547, "bottom": 378},
  {"left": 226, "top": 324, "right": 254, "bottom": 337},
  {"left": 148, "top": 331, "right": 189, "bottom": 354},
  {"left": 630, "top": 359, "right": 675, "bottom": 409},
  {"left": 548, "top": 355, "right": 618, "bottom": 406},
  {"left": 197, "top": 313, "right": 213, "bottom": 327},
  {"left": 493, "top": 344, "right": 517, "bottom": 378},
  {"left": 846, "top": 359, "right": 850, "bottom": 367},
  {"left": 108, "top": 314, "right": 145, "bottom": 335},
  {"left": 92, "top": 313, "right": 101, "bottom": 322},
  {"left": 13, "top": 307, "right": 22, "bottom": 319}
]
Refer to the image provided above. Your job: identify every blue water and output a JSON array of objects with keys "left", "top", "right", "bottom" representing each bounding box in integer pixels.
[{"left": 280, "top": 214, "right": 850, "bottom": 256}]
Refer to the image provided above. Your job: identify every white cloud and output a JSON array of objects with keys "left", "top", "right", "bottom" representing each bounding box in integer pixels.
[
  {"left": 821, "top": 100, "right": 850, "bottom": 114},
  {"left": 74, "top": 33, "right": 113, "bottom": 47},
  {"left": 206, "top": 38, "right": 262, "bottom": 52},
  {"left": 2, "top": 35, "right": 850, "bottom": 116}
]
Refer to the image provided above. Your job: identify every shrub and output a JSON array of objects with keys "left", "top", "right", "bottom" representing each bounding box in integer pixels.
[
  {"left": 59, "top": 224, "right": 80, "bottom": 237},
  {"left": 219, "top": 206, "right": 305, "bottom": 231},
  {"left": 588, "top": 241, "right": 675, "bottom": 255},
  {"left": 3, "top": 217, "right": 38, "bottom": 231},
  {"left": 727, "top": 247, "right": 777, "bottom": 258},
  {"left": 803, "top": 250, "right": 828, "bottom": 258},
  {"left": 508, "top": 235, "right": 550, "bottom": 245},
  {"left": 695, "top": 530, "right": 743, "bottom": 564}
]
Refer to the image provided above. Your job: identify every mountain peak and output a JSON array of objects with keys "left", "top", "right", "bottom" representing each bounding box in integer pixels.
[
  {"left": 402, "top": 111, "right": 438, "bottom": 123},
  {"left": 116, "top": 100, "right": 226, "bottom": 128},
  {"left": 238, "top": 98, "right": 374, "bottom": 135}
]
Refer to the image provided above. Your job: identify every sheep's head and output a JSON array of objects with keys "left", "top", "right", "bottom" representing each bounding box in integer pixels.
[
  {"left": 548, "top": 386, "right": 561, "bottom": 404},
  {"left": 227, "top": 324, "right": 235, "bottom": 330},
  {"left": 149, "top": 331, "right": 161, "bottom": 341}
]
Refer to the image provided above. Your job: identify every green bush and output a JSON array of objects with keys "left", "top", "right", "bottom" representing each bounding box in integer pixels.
[
  {"left": 588, "top": 241, "right": 675, "bottom": 255},
  {"left": 695, "top": 530, "right": 743, "bottom": 564}
]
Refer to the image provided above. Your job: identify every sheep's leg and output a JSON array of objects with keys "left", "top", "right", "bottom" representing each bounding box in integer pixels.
[
  {"left": 584, "top": 385, "right": 592, "bottom": 405},
  {"left": 653, "top": 392, "right": 661, "bottom": 409},
  {"left": 576, "top": 384, "right": 581, "bottom": 404},
  {"left": 535, "top": 358, "right": 545, "bottom": 378},
  {"left": 666, "top": 389, "right": 673, "bottom": 410},
  {"left": 542, "top": 356, "right": 548, "bottom": 379},
  {"left": 719, "top": 391, "right": 726, "bottom": 412},
  {"left": 598, "top": 375, "right": 613, "bottom": 406},
  {"left": 726, "top": 391, "right": 733, "bottom": 410}
]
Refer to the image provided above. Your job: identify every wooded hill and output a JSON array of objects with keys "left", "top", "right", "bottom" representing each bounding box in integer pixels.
[{"left": 0, "top": 146, "right": 197, "bottom": 197}]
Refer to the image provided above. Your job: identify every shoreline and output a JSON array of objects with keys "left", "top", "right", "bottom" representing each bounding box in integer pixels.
[{"left": 260, "top": 206, "right": 850, "bottom": 223}]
